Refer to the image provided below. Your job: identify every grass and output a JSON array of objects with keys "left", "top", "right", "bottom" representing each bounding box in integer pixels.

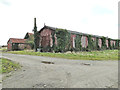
[
  {"left": 0, "top": 48, "right": 7, "bottom": 52},
  {"left": 0, "top": 58, "right": 20, "bottom": 73},
  {"left": 7, "top": 50, "right": 118, "bottom": 60}
]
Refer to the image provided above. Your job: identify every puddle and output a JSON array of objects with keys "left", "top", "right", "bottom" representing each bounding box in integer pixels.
[
  {"left": 81, "top": 63, "right": 91, "bottom": 66},
  {"left": 41, "top": 61, "right": 54, "bottom": 64}
]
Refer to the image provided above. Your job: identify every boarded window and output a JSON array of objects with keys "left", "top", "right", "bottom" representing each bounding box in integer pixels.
[
  {"left": 98, "top": 39, "right": 102, "bottom": 48},
  {"left": 106, "top": 40, "right": 108, "bottom": 48},
  {"left": 73, "top": 37, "right": 75, "bottom": 48},
  {"left": 110, "top": 40, "right": 113, "bottom": 46},
  {"left": 81, "top": 36, "right": 88, "bottom": 48}
]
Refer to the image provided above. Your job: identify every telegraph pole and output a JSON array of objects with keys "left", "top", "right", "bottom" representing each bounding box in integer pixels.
[{"left": 33, "top": 18, "right": 37, "bottom": 52}]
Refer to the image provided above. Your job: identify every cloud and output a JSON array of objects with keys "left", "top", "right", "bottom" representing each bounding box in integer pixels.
[
  {"left": 92, "top": 6, "right": 113, "bottom": 15},
  {"left": 0, "top": 0, "right": 118, "bottom": 45},
  {"left": 0, "top": 0, "right": 10, "bottom": 6}
]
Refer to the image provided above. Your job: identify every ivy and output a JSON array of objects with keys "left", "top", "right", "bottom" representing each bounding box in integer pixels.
[
  {"left": 96, "top": 37, "right": 99, "bottom": 50},
  {"left": 115, "top": 40, "right": 119, "bottom": 49},
  {"left": 108, "top": 38, "right": 112, "bottom": 50},
  {"left": 25, "top": 34, "right": 34, "bottom": 49},
  {"left": 101, "top": 37, "right": 107, "bottom": 50},
  {"left": 54, "top": 29, "right": 71, "bottom": 52},
  {"left": 37, "top": 26, "right": 119, "bottom": 52},
  {"left": 51, "top": 31, "right": 55, "bottom": 52},
  {"left": 75, "top": 34, "right": 82, "bottom": 51},
  {"left": 39, "top": 28, "right": 71, "bottom": 52},
  {"left": 87, "top": 35, "right": 92, "bottom": 51},
  {"left": 87, "top": 35, "right": 96, "bottom": 51},
  {"left": 119, "top": 40, "right": 120, "bottom": 50},
  {"left": 27, "top": 41, "right": 34, "bottom": 49}
]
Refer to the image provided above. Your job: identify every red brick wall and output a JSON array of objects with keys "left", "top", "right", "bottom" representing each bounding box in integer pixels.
[
  {"left": 7, "top": 40, "right": 12, "bottom": 51},
  {"left": 40, "top": 29, "right": 53, "bottom": 47},
  {"left": 54, "top": 34, "right": 57, "bottom": 46},
  {"left": 71, "top": 34, "right": 76, "bottom": 48}
]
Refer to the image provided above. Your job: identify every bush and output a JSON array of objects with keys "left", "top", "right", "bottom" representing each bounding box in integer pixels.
[{"left": 27, "top": 41, "right": 34, "bottom": 49}]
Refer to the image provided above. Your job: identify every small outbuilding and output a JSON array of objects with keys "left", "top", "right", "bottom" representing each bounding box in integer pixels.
[{"left": 7, "top": 38, "right": 31, "bottom": 51}]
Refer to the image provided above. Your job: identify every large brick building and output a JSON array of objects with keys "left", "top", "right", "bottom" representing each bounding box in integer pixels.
[
  {"left": 35, "top": 25, "right": 118, "bottom": 52},
  {"left": 7, "top": 18, "right": 119, "bottom": 52}
]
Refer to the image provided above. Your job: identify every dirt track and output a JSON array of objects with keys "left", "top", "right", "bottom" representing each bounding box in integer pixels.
[{"left": 2, "top": 53, "right": 118, "bottom": 88}]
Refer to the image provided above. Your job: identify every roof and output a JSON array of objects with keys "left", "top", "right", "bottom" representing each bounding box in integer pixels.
[
  {"left": 8, "top": 38, "right": 27, "bottom": 43},
  {"left": 28, "top": 33, "right": 33, "bottom": 36},
  {"left": 39, "top": 25, "right": 105, "bottom": 38},
  {"left": 24, "top": 32, "right": 34, "bottom": 39}
]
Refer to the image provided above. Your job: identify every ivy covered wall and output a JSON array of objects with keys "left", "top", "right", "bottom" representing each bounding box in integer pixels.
[
  {"left": 38, "top": 26, "right": 119, "bottom": 52},
  {"left": 24, "top": 33, "right": 34, "bottom": 49},
  {"left": 75, "top": 34, "right": 82, "bottom": 51},
  {"left": 52, "top": 28, "right": 71, "bottom": 52}
]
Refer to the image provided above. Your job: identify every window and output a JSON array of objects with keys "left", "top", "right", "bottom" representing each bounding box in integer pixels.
[{"left": 73, "top": 37, "right": 75, "bottom": 48}]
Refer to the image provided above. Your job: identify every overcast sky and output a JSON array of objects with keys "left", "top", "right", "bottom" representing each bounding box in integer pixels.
[{"left": 0, "top": 0, "right": 119, "bottom": 45}]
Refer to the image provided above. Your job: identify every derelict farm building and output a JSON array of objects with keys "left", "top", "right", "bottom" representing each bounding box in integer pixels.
[
  {"left": 7, "top": 38, "right": 31, "bottom": 51},
  {"left": 7, "top": 33, "right": 34, "bottom": 51},
  {"left": 7, "top": 18, "right": 118, "bottom": 52},
  {"left": 35, "top": 25, "right": 118, "bottom": 52}
]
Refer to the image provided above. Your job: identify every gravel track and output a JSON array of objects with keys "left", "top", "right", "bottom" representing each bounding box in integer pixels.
[{"left": 1, "top": 53, "right": 118, "bottom": 88}]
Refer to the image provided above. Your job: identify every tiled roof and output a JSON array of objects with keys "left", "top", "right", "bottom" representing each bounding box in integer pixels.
[{"left": 9, "top": 38, "right": 27, "bottom": 43}]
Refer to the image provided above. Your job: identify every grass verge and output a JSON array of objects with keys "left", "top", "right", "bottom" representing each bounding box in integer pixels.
[
  {"left": 7, "top": 50, "right": 118, "bottom": 60},
  {"left": 0, "top": 48, "right": 7, "bottom": 52},
  {"left": 0, "top": 58, "right": 20, "bottom": 73}
]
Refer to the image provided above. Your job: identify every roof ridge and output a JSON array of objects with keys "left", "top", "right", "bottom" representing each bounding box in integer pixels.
[
  {"left": 40, "top": 25, "right": 111, "bottom": 38},
  {"left": 42, "top": 26, "right": 100, "bottom": 37},
  {"left": 10, "top": 38, "right": 26, "bottom": 40}
]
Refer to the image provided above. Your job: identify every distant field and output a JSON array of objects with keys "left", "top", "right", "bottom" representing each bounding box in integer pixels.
[
  {"left": 0, "top": 58, "right": 20, "bottom": 73},
  {"left": 0, "top": 48, "right": 7, "bottom": 52},
  {"left": 7, "top": 50, "right": 118, "bottom": 60}
]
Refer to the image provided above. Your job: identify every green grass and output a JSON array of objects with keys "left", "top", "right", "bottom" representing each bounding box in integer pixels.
[
  {"left": 0, "top": 58, "right": 20, "bottom": 73},
  {"left": 0, "top": 48, "right": 7, "bottom": 52},
  {"left": 7, "top": 50, "right": 118, "bottom": 60}
]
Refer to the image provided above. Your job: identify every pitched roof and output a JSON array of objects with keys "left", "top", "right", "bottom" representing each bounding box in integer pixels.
[
  {"left": 28, "top": 33, "right": 33, "bottom": 36},
  {"left": 39, "top": 25, "right": 104, "bottom": 38},
  {"left": 8, "top": 38, "right": 27, "bottom": 43},
  {"left": 24, "top": 32, "right": 34, "bottom": 39}
]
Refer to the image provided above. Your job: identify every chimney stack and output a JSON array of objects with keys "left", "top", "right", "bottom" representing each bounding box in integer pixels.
[{"left": 34, "top": 18, "right": 36, "bottom": 28}]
